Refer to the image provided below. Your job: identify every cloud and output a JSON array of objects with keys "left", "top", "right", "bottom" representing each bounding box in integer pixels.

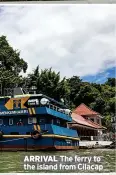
[{"left": 0, "top": 4, "right": 116, "bottom": 78}]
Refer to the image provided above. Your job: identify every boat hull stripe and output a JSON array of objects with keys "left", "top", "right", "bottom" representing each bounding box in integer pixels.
[
  {"left": 0, "top": 145, "right": 79, "bottom": 150},
  {"left": 3, "top": 134, "right": 80, "bottom": 140}
]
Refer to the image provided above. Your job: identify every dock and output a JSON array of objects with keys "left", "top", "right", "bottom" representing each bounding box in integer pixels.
[{"left": 79, "top": 141, "right": 113, "bottom": 149}]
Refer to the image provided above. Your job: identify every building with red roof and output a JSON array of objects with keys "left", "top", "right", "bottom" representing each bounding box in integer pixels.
[
  {"left": 69, "top": 103, "right": 106, "bottom": 140},
  {"left": 73, "top": 103, "right": 103, "bottom": 125},
  {"left": 73, "top": 103, "right": 99, "bottom": 116}
]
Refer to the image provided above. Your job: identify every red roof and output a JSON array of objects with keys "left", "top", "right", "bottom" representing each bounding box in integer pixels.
[
  {"left": 73, "top": 103, "right": 99, "bottom": 116},
  {"left": 71, "top": 112, "right": 102, "bottom": 129}
]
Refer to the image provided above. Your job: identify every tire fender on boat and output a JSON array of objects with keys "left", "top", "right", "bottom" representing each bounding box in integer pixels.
[{"left": 31, "top": 130, "right": 42, "bottom": 139}]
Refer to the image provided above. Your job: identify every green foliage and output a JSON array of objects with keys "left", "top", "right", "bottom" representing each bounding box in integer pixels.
[
  {"left": 102, "top": 115, "right": 112, "bottom": 132},
  {"left": 0, "top": 36, "right": 28, "bottom": 74},
  {"left": 67, "top": 76, "right": 82, "bottom": 105},
  {"left": 105, "top": 78, "right": 115, "bottom": 87},
  {"left": 0, "top": 36, "right": 28, "bottom": 94},
  {"left": 27, "top": 67, "right": 70, "bottom": 103}
]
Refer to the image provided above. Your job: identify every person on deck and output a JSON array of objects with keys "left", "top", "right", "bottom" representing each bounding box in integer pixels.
[{"left": 17, "top": 119, "right": 23, "bottom": 126}]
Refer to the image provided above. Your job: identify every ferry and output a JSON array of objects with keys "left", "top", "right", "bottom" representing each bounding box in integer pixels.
[{"left": 0, "top": 88, "right": 79, "bottom": 151}]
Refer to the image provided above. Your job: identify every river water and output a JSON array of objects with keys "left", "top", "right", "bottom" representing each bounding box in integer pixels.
[{"left": 0, "top": 149, "right": 115, "bottom": 173}]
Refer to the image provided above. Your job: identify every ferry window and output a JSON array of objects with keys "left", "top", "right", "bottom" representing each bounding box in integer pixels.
[
  {"left": 0, "top": 119, "right": 3, "bottom": 125},
  {"left": 51, "top": 119, "right": 54, "bottom": 124},
  {"left": 56, "top": 119, "right": 60, "bottom": 125},
  {"left": 17, "top": 119, "right": 23, "bottom": 126},
  {"left": 97, "top": 119, "right": 99, "bottom": 124},
  {"left": 9, "top": 118, "right": 13, "bottom": 125},
  {"left": 91, "top": 118, "right": 94, "bottom": 122},
  {"left": 66, "top": 139, "right": 72, "bottom": 145},
  {"left": 39, "top": 119, "right": 45, "bottom": 124},
  {"left": 33, "top": 117, "right": 37, "bottom": 124},
  {"left": 28, "top": 117, "right": 33, "bottom": 124},
  {"left": 28, "top": 117, "right": 37, "bottom": 124}
]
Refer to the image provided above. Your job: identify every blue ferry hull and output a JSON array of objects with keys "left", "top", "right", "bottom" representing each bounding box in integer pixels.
[
  {"left": 0, "top": 137, "right": 79, "bottom": 151},
  {"left": 0, "top": 124, "right": 79, "bottom": 151}
]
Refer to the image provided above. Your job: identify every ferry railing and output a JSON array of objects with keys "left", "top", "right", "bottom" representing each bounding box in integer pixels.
[
  {"left": 48, "top": 104, "right": 61, "bottom": 112},
  {"left": 48, "top": 103, "right": 70, "bottom": 115},
  {"left": 80, "top": 135, "right": 113, "bottom": 141}
]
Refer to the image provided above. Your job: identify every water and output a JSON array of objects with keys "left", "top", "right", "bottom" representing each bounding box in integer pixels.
[{"left": 0, "top": 149, "right": 115, "bottom": 173}]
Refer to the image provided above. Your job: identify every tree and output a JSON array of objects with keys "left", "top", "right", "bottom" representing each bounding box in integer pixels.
[
  {"left": 104, "top": 97, "right": 115, "bottom": 115},
  {"left": 67, "top": 76, "right": 82, "bottom": 107},
  {"left": 90, "top": 96, "right": 105, "bottom": 114},
  {"left": 0, "top": 36, "right": 27, "bottom": 74},
  {"left": 26, "top": 67, "right": 70, "bottom": 103},
  {"left": 0, "top": 35, "right": 28, "bottom": 95},
  {"left": 74, "top": 83, "right": 100, "bottom": 106},
  {"left": 91, "top": 83, "right": 102, "bottom": 92},
  {"left": 105, "top": 78, "right": 115, "bottom": 87},
  {"left": 102, "top": 115, "right": 112, "bottom": 132},
  {"left": 26, "top": 66, "right": 40, "bottom": 88}
]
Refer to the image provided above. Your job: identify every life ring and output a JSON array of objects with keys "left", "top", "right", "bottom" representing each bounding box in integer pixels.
[
  {"left": 31, "top": 130, "right": 42, "bottom": 139},
  {"left": 0, "top": 131, "right": 3, "bottom": 139}
]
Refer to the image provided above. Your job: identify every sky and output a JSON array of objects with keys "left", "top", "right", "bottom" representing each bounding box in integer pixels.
[{"left": 0, "top": 5, "right": 115, "bottom": 83}]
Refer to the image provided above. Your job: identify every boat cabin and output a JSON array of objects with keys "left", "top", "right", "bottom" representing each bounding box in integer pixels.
[{"left": 0, "top": 88, "right": 72, "bottom": 135}]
